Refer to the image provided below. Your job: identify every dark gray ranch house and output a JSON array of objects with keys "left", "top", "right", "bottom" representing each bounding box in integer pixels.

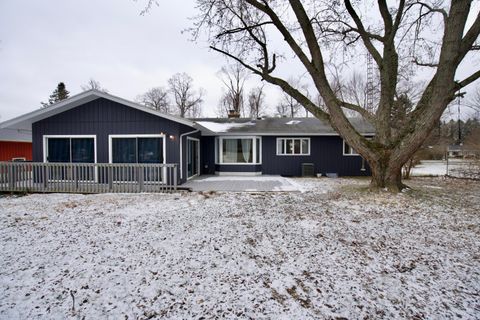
[{"left": 0, "top": 90, "right": 373, "bottom": 185}]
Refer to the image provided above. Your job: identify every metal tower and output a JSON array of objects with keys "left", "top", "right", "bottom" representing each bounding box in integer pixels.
[{"left": 366, "top": 52, "right": 374, "bottom": 110}]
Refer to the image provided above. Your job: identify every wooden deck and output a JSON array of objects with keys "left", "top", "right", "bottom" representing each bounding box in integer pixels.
[{"left": 0, "top": 162, "right": 177, "bottom": 193}]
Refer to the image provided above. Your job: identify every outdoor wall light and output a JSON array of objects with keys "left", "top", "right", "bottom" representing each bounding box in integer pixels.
[{"left": 169, "top": 135, "right": 175, "bottom": 140}]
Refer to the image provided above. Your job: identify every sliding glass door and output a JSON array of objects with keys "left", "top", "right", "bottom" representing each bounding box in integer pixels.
[{"left": 187, "top": 138, "right": 199, "bottom": 179}]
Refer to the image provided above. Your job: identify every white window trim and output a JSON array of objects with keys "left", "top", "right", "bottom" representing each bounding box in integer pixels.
[
  {"left": 276, "top": 138, "right": 311, "bottom": 156},
  {"left": 108, "top": 134, "right": 166, "bottom": 164},
  {"left": 186, "top": 137, "right": 200, "bottom": 180},
  {"left": 342, "top": 139, "right": 360, "bottom": 156},
  {"left": 43, "top": 135, "right": 97, "bottom": 163},
  {"left": 215, "top": 136, "right": 262, "bottom": 165},
  {"left": 42, "top": 134, "right": 98, "bottom": 182}
]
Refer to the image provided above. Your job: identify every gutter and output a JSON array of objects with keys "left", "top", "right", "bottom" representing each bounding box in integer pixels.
[{"left": 179, "top": 129, "right": 200, "bottom": 180}]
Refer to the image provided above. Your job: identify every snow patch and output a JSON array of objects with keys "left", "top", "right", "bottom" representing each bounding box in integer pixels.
[
  {"left": 285, "top": 120, "right": 302, "bottom": 125},
  {"left": 196, "top": 121, "right": 255, "bottom": 133}
]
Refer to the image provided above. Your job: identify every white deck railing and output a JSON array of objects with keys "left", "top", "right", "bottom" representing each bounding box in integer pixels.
[{"left": 0, "top": 162, "right": 177, "bottom": 193}]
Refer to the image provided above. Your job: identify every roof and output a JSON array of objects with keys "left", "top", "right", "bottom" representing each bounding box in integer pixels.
[
  {"left": 194, "top": 117, "right": 375, "bottom": 136},
  {"left": 0, "top": 90, "right": 195, "bottom": 140},
  {"left": 0, "top": 128, "right": 32, "bottom": 142},
  {"left": 0, "top": 90, "right": 374, "bottom": 141}
]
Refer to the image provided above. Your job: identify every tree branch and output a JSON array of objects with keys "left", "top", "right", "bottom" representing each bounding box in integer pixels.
[
  {"left": 377, "top": 0, "right": 393, "bottom": 37},
  {"left": 392, "top": 0, "right": 406, "bottom": 36},
  {"left": 216, "top": 21, "right": 273, "bottom": 38},
  {"left": 244, "top": 0, "right": 317, "bottom": 76},
  {"left": 344, "top": 0, "right": 383, "bottom": 66},
  {"left": 457, "top": 70, "right": 480, "bottom": 89},
  {"left": 210, "top": 45, "right": 330, "bottom": 121},
  {"left": 340, "top": 101, "right": 375, "bottom": 124},
  {"left": 412, "top": 57, "right": 438, "bottom": 67},
  {"left": 459, "top": 10, "right": 480, "bottom": 61}
]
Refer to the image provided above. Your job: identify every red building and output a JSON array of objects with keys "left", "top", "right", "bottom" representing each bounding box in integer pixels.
[
  {"left": 0, "top": 127, "right": 32, "bottom": 161},
  {"left": 0, "top": 140, "right": 32, "bottom": 161}
]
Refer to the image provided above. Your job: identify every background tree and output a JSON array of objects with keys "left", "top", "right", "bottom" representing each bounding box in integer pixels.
[
  {"left": 276, "top": 91, "right": 302, "bottom": 118},
  {"left": 465, "top": 85, "right": 480, "bottom": 116},
  {"left": 41, "top": 82, "right": 70, "bottom": 108},
  {"left": 136, "top": 87, "right": 171, "bottom": 113},
  {"left": 217, "top": 63, "right": 249, "bottom": 117},
  {"left": 247, "top": 85, "right": 267, "bottom": 118},
  {"left": 81, "top": 78, "right": 108, "bottom": 93},
  {"left": 191, "top": 0, "right": 480, "bottom": 191},
  {"left": 275, "top": 77, "right": 310, "bottom": 117},
  {"left": 168, "top": 72, "right": 204, "bottom": 118}
]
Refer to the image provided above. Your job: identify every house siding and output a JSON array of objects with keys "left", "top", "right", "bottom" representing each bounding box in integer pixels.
[
  {"left": 32, "top": 97, "right": 196, "bottom": 184},
  {"left": 201, "top": 135, "right": 370, "bottom": 177},
  {"left": 215, "top": 164, "right": 262, "bottom": 173},
  {"left": 262, "top": 136, "right": 370, "bottom": 176}
]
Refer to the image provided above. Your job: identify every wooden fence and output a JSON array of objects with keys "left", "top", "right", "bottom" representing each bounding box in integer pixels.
[{"left": 0, "top": 162, "right": 178, "bottom": 193}]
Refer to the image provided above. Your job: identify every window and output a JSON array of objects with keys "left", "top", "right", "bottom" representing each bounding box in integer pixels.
[
  {"left": 215, "top": 137, "right": 261, "bottom": 164},
  {"left": 343, "top": 140, "right": 360, "bottom": 156},
  {"left": 276, "top": 138, "right": 310, "bottom": 155},
  {"left": 44, "top": 136, "right": 96, "bottom": 163},
  {"left": 110, "top": 135, "right": 164, "bottom": 163},
  {"left": 43, "top": 135, "right": 97, "bottom": 182}
]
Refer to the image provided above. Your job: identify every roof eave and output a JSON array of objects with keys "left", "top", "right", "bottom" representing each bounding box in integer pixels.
[{"left": 0, "top": 90, "right": 195, "bottom": 130}]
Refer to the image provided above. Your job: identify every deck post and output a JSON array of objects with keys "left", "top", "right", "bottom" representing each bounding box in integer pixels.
[
  {"left": 108, "top": 166, "right": 113, "bottom": 191},
  {"left": 173, "top": 165, "right": 177, "bottom": 191},
  {"left": 73, "top": 165, "right": 78, "bottom": 191},
  {"left": 42, "top": 165, "right": 48, "bottom": 192},
  {"left": 8, "top": 165, "right": 15, "bottom": 190},
  {"left": 138, "top": 167, "right": 144, "bottom": 192}
]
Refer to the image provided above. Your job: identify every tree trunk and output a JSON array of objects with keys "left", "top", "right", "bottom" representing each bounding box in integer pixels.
[{"left": 369, "top": 159, "right": 407, "bottom": 193}]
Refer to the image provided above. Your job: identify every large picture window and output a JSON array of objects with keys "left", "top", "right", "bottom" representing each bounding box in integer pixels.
[
  {"left": 44, "top": 136, "right": 96, "bottom": 163},
  {"left": 110, "top": 135, "right": 164, "bottom": 164},
  {"left": 276, "top": 138, "right": 310, "bottom": 156},
  {"left": 215, "top": 137, "right": 261, "bottom": 164},
  {"left": 43, "top": 135, "right": 97, "bottom": 182}
]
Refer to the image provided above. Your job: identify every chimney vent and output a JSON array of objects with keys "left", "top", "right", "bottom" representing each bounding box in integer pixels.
[{"left": 227, "top": 109, "right": 240, "bottom": 119}]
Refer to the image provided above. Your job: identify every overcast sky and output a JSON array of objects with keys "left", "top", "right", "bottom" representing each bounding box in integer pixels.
[
  {"left": 0, "top": 0, "right": 272, "bottom": 121},
  {"left": 0, "top": 1, "right": 478, "bottom": 122}
]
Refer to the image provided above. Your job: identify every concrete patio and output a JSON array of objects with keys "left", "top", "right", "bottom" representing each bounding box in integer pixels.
[{"left": 182, "top": 175, "right": 304, "bottom": 192}]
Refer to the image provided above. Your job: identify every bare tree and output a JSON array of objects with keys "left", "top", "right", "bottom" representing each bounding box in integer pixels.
[
  {"left": 168, "top": 73, "right": 204, "bottom": 118},
  {"left": 247, "top": 86, "right": 267, "bottom": 118},
  {"left": 136, "top": 87, "right": 171, "bottom": 113},
  {"left": 217, "top": 63, "right": 249, "bottom": 116},
  {"left": 187, "top": 0, "right": 480, "bottom": 192},
  {"left": 466, "top": 85, "right": 480, "bottom": 113},
  {"left": 81, "top": 78, "right": 108, "bottom": 93},
  {"left": 276, "top": 91, "right": 302, "bottom": 118},
  {"left": 275, "top": 78, "right": 308, "bottom": 117}
]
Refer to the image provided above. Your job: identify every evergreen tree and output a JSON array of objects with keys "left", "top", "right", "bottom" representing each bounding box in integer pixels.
[{"left": 41, "top": 82, "right": 70, "bottom": 108}]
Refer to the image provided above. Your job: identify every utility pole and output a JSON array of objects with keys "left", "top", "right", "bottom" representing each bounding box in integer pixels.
[{"left": 457, "top": 92, "right": 465, "bottom": 144}]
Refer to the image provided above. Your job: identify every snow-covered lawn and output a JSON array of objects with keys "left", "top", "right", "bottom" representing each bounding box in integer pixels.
[
  {"left": 411, "top": 160, "right": 448, "bottom": 176},
  {"left": 1, "top": 177, "right": 479, "bottom": 319}
]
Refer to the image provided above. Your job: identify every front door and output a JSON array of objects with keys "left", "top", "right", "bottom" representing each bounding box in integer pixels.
[{"left": 187, "top": 138, "right": 200, "bottom": 179}]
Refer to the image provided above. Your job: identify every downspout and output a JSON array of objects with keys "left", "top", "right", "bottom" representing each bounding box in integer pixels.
[{"left": 179, "top": 129, "right": 200, "bottom": 180}]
